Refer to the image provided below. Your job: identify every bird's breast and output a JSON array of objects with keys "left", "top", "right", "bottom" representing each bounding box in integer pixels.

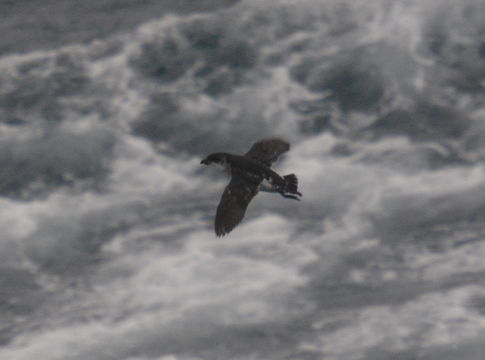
[{"left": 223, "top": 162, "right": 231, "bottom": 174}]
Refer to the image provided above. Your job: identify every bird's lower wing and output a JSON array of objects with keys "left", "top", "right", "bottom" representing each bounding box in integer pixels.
[{"left": 215, "top": 177, "right": 258, "bottom": 237}]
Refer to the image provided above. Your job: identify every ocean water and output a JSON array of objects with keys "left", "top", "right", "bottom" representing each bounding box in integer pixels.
[{"left": 1, "top": 0, "right": 485, "bottom": 359}]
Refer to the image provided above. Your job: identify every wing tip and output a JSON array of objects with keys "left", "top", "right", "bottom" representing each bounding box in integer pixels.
[{"left": 215, "top": 225, "right": 230, "bottom": 237}]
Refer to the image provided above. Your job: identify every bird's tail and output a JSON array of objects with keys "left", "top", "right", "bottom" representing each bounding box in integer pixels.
[{"left": 283, "top": 174, "right": 302, "bottom": 197}]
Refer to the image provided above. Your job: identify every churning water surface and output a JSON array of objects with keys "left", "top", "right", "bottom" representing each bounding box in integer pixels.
[{"left": 1, "top": 0, "right": 485, "bottom": 359}]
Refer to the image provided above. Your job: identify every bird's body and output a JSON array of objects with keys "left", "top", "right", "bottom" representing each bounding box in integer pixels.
[{"left": 200, "top": 139, "right": 302, "bottom": 236}]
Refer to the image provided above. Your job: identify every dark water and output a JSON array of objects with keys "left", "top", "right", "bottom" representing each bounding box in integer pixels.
[
  {"left": 1, "top": 0, "right": 485, "bottom": 359},
  {"left": 0, "top": 0, "right": 239, "bottom": 54}
]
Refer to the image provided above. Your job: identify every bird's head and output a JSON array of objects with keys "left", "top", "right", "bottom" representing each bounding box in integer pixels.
[{"left": 200, "top": 153, "right": 225, "bottom": 166}]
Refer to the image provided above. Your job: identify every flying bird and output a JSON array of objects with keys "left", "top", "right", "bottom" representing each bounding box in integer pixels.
[{"left": 200, "top": 138, "right": 302, "bottom": 236}]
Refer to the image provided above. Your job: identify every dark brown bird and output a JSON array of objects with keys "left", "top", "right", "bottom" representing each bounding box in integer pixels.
[{"left": 200, "top": 138, "right": 302, "bottom": 236}]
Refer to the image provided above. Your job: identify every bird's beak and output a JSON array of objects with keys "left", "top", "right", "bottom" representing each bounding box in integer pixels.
[{"left": 200, "top": 158, "right": 208, "bottom": 165}]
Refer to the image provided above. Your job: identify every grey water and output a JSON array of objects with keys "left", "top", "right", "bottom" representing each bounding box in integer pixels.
[{"left": 1, "top": 0, "right": 485, "bottom": 359}]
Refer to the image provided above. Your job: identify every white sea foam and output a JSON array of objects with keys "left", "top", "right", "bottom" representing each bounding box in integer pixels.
[{"left": 2, "top": 0, "right": 485, "bottom": 359}]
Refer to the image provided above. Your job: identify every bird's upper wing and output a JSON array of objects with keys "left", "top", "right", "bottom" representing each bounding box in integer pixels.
[
  {"left": 215, "top": 176, "right": 258, "bottom": 237},
  {"left": 244, "top": 138, "right": 290, "bottom": 167}
]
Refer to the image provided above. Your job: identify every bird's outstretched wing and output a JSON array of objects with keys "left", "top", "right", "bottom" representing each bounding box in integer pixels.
[
  {"left": 215, "top": 176, "right": 258, "bottom": 237},
  {"left": 244, "top": 138, "right": 290, "bottom": 167}
]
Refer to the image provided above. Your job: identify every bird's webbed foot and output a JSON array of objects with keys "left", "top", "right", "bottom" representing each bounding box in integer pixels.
[{"left": 279, "top": 190, "right": 302, "bottom": 201}]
